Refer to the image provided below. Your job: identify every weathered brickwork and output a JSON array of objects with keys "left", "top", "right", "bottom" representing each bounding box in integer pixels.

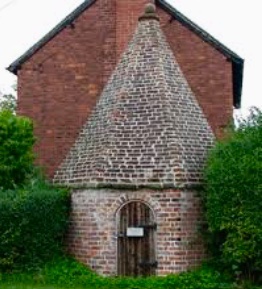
[
  {"left": 57, "top": 10, "right": 212, "bottom": 275},
  {"left": 16, "top": 0, "right": 234, "bottom": 178},
  {"left": 12, "top": 1, "right": 241, "bottom": 276},
  {"left": 157, "top": 7, "right": 233, "bottom": 138},
  {"left": 67, "top": 189, "right": 205, "bottom": 276},
  {"left": 115, "top": 0, "right": 154, "bottom": 58},
  {"left": 17, "top": 0, "right": 117, "bottom": 178},
  {"left": 54, "top": 14, "right": 214, "bottom": 187}
]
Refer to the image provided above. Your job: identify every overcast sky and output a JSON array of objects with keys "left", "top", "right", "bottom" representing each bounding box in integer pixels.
[{"left": 0, "top": 0, "right": 261, "bottom": 115}]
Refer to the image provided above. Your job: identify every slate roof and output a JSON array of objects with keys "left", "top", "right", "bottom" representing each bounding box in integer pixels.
[
  {"left": 7, "top": 0, "right": 244, "bottom": 108},
  {"left": 53, "top": 5, "right": 215, "bottom": 189}
]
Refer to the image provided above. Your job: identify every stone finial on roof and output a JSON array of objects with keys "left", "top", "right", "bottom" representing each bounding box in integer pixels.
[{"left": 139, "top": 3, "right": 159, "bottom": 21}]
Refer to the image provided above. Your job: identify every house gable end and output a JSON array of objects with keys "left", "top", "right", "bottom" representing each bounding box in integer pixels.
[
  {"left": 157, "top": 0, "right": 243, "bottom": 109},
  {"left": 7, "top": 0, "right": 96, "bottom": 74},
  {"left": 7, "top": 0, "right": 243, "bottom": 108},
  {"left": 11, "top": 0, "right": 244, "bottom": 178}
]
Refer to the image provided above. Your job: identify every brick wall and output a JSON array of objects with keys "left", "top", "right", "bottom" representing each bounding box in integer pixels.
[
  {"left": 157, "top": 7, "right": 233, "bottom": 138},
  {"left": 67, "top": 189, "right": 206, "bottom": 276},
  {"left": 53, "top": 15, "right": 214, "bottom": 187},
  {"left": 17, "top": 0, "right": 233, "bottom": 177},
  {"left": 17, "top": 0, "right": 117, "bottom": 177},
  {"left": 115, "top": 0, "right": 154, "bottom": 58}
]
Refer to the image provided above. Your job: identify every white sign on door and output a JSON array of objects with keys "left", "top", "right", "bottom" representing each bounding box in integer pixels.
[{"left": 127, "top": 227, "right": 144, "bottom": 237}]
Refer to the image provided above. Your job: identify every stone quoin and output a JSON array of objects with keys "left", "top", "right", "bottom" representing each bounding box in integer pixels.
[{"left": 8, "top": 0, "right": 244, "bottom": 276}]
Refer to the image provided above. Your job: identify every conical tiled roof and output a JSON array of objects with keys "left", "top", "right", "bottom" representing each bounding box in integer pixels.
[{"left": 54, "top": 4, "right": 214, "bottom": 189}]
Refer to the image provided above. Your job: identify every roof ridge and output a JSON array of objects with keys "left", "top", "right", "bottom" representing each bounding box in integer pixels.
[
  {"left": 157, "top": 0, "right": 244, "bottom": 108},
  {"left": 158, "top": 0, "right": 243, "bottom": 62}
]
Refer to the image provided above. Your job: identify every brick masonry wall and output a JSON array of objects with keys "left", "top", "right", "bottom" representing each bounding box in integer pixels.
[
  {"left": 115, "top": 0, "right": 154, "bottom": 58},
  {"left": 67, "top": 189, "right": 206, "bottom": 276},
  {"left": 53, "top": 16, "right": 214, "bottom": 187},
  {"left": 17, "top": 0, "right": 233, "bottom": 177},
  {"left": 157, "top": 7, "right": 233, "bottom": 138},
  {"left": 17, "top": 0, "right": 117, "bottom": 178}
]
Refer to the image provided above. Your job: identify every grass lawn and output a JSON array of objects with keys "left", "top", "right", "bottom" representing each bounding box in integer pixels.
[
  {"left": 1, "top": 285, "right": 92, "bottom": 289},
  {"left": 1, "top": 257, "right": 260, "bottom": 289},
  {"left": 1, "top": 285, "right": 67, "bottom": 289}
]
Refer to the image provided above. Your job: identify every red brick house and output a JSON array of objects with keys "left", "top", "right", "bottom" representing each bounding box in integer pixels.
[{"left": 8, "top": 0, "right": 243, "bottom": 276}]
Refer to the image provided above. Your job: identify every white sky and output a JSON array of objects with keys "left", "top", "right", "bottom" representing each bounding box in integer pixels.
[{"left": 0, "top": 0, "right": 261, "bottom": 115}]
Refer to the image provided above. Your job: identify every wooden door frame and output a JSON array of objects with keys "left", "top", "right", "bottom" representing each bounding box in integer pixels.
[{"left": 115, "top": 199, "right": 157, "bottom": 276}]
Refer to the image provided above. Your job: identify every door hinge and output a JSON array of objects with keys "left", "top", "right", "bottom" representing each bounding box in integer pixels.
[
  {"left": 139, "top": 223, "right": 157, "bottom": 230},
  {"left": 139, "top": 261, "right": 158, "bottom": 268}
]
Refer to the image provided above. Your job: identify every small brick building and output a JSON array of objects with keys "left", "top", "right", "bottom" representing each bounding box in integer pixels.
[{"left": 8, "top": 0, "right": 243, "bottom": 276}]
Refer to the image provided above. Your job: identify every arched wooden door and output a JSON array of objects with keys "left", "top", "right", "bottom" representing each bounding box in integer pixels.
[{"left": 117, "top": 201, "right": 157, "bottom": 276}]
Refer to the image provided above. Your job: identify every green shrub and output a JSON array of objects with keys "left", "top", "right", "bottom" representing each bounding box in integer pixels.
[
  {"left": 1, "top": 257, "right": 234, "bottom": 289},
  {"left": 41, "top": 256, "right": 99, "bottom": 287},
  {"left": 203, "top": 108, "right": 262, "bottom": 281},
  {"left": 0, "top": 176, "right": 70, "bottom": 271},
  {"left": 0, "top": 110, "right": 35, "bottom": 189},
  {"left": 39, "top": 257, "right": 233, "bottom": 289}
]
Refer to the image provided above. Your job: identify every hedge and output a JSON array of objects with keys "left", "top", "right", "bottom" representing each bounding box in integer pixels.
[{"left": 0, "top": 179, "right": 70, "bottom": 271}]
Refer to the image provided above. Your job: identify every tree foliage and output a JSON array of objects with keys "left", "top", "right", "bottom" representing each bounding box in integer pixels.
[
  {"left": 204, "top": 108, "right": 262, "bottom": 281},
  {"left": 0, "top": 85, "right": 70, "bottom": 272},
  {"left": 0, "top": 92, "right": 17, "bottom": 112},
  {"left": 0, "top": 84, "right": 17, "bottom": 112},
  {"left": 0, "top": 110, "right": 35, "bottom": 189}
]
